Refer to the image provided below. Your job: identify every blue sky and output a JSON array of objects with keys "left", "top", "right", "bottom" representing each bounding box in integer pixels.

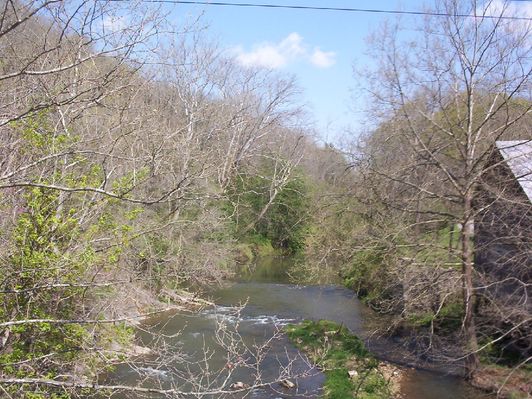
[{"left": 162, "top": 0, "right": 531, "bottom": 142}]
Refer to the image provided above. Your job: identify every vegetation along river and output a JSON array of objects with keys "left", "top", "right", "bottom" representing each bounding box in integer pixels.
[{"left": 108, "top": 257, "right": 491, "bottom": 398}]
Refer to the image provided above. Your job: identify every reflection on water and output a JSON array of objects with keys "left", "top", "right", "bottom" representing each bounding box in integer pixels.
[{"left": 106, "top": 256, "right": 491, "bottom": 398}]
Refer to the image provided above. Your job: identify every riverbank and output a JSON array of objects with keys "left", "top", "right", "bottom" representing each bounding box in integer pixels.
[
  {"left": 471, "top": 364, "right": 531, "bottom": 399},
  {"left": 338, "top": 265, "right": 531, "bottom": 399},
  {"left": 286, "top": 320, "right": 403, "bottom": 399},
  {"left": 93, "top": 285, "right": 213, "bottom": 361}
]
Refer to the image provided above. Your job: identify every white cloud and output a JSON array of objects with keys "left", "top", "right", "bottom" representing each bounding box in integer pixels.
[
  {"left": 234, "top": 33, "right": 336, "bottom": 70},
  {"left": 236, "top": 44, "right": 287, "bottom": 69},
  {"left": 279, "top": 32, "right": 306, "bottom": 56},
  {"left": 235, "top": 32, "right": 305, "bottom": 69},
  {"left": 310, "top": 48, "right": 336, "bottom": 68}
]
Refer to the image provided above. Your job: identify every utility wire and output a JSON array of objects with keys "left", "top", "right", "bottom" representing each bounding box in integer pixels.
[{"left": 107, "top": 0, "right": 532, "bottom": 21}]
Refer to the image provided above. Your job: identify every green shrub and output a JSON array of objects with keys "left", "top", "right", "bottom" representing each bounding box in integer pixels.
[
  {"left": 286, "top": 320, "right": 391, "bottom": 398},
  {"left": 227, "top": 166, "right": 310, "bottom": 254}
]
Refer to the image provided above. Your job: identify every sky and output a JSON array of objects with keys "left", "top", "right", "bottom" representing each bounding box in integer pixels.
[{"left": 159, "top": 0, "right": 531, "bottom": 142}]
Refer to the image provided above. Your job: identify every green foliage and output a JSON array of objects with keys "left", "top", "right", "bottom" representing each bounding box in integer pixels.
[
  {"left": 135, "top": 234, "right": 174, "bottom": 291},
  {"left": 326, "top": 368, "right": 355, "bottom": 399},
  {"left": 264, "top": 175, "right": 309, "bottom": 252},
  {"left": 478, "top": 333, "right": 530, "bottom": 368},
  {"left": 413, "top": 225, "right": 461, "bottom": 267},
  {"left": 12, "top": 111, "right": 73, "bottom": 152},
  {"left": 405, "top": 312, "right": 434, "bottom": 328},
  {"left": 111, "top": 167, "right": 149, "bottom": 197},
  {"left": 286, "top": 320, "right": 391, "bottom": 399},
  {"left": 0, "top": 182, "right": 132, "bottom": 398},
  {"left": 228, "top": 167, "right": 310, "bottom": 253},
  {"left": 435, "top": 302, "right": 463, "bottom": 330},
  {"left": 16, "top": 391, "right": 71, "bottom": 399},
  {"left": 0, "top": 187, "right": 96, "bottom": 387},
  {"left": 405, "top": 301, "right": 463, "bottom": 332},
  {"left": 233, "top": 243, "right": 255, "bottom": 263},
  {"left": 64, "top": 163, "right": 104, "bottom": 189},
  {"left": 244, "top": 233, "right": 275, "bottom": 256},
  {"left": 100, "top": 322, "right": 135, "bottom": 348},
  {"left": 10, "top": 187, "right": 81, "bottom": 298},
  {"left": 341, "top": 247, "right": 389, "bottom": 302}
]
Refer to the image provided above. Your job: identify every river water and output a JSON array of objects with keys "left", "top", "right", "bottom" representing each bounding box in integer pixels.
[{"left": 108, "top": 256, "right": 492, "bottom": 398}]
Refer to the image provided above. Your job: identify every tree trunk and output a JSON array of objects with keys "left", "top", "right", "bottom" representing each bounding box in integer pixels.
[{"left": 461, "top": 192, "right": 479, "bottom": 380}]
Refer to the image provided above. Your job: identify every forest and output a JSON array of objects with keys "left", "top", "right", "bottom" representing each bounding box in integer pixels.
[{"left": 0, "top": 0, "right": 530, "bottom": 398}]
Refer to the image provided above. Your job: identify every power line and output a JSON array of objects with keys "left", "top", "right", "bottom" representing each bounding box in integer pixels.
[{"left": 108, "top": 0, "right": 532, "bottom": 21}]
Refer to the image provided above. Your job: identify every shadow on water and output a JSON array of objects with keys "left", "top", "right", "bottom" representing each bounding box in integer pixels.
[{"left": 106, "top": 256, "right": 492, "bottom": 398}]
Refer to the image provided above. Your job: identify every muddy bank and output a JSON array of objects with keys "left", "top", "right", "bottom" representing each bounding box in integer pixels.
[{"left": 471, "top": 365, "right": 531, "bottom": 399}]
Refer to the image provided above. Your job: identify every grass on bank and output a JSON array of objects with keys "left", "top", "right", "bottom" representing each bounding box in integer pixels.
[{"left": 285, "top": 320, "right": 392, "bottom": 399}]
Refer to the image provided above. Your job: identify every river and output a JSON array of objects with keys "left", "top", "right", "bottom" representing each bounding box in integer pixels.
[{"left": 107, "top": 256, "right": 492, "bottom": 398}]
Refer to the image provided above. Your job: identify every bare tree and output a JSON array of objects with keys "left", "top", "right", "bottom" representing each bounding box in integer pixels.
[
  {"left": 0, "top": 1, "right": 314, "bottom": 397},
  {"left": 351, "top": 0, "right": 531, "bottom": 380}
]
